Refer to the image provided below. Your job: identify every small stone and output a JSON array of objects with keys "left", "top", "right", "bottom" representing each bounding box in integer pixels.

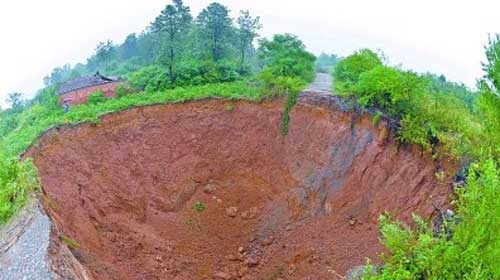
[
  {"left": 238, "top": 266, "right": 248, "bottom": 277},
  {"left": 226, "top": 207, "right": 239, "bottom": 217},
  {"left": 245, "top": 257, "right": 260, "bottom": 267},
  {"left": 226, "top": 254, "right": 238, "bottom": 261},
  {"left": 349, "top": 218, "right": 357, "bottom": 226},
  {"left": 203, "top": 184, "right": 217, "bottom": 194},
  {"left": 213, "top": 271, "right": 231, "bottom": 280},
  {"left": 288, "top": 264, "right": 297, "bottom": 275},
  {"left": 260, "top": 236, "right": 274, "bottom": 246},
  {"left": 238, "top": 246, "right": 245, "bottom": 253},
  {"left": 241, "top": 211, "right": 249, "bottom": 220},
  {"left": 217, "top": 199, "right": 223, "bottom": 204}
]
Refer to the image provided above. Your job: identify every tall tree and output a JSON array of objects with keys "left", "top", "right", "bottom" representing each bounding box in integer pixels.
[
  {"left": 151, "top": 0, "right": 192, "bottom": 82},
  {"left": 196, "top": 3, "right": 233, "bottom": 61},
  {"left": 5, "top": 92, "right": 24, "bottom": 112},
  {"left": 121, "top": 33, "right": 138, "bottom": 60},
  {"left": 236, "top": 10, "right": 262, "bottom": 70},
  {"left": 94, "top": 40, "right": 115, "bottom": 71}
]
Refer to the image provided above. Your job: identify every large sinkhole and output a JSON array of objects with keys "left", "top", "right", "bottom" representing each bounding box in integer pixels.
[{"left": 27, "top": 96, "right": 451, "bottom": 280}]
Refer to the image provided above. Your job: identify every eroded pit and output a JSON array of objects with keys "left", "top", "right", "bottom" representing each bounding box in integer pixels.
[{"left": 27, "top": 95, "right": 453, "bottom": 279}]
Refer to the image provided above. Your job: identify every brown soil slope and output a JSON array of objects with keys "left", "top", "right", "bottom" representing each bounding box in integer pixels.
[{"left": 27, "top": 94, "right": 453, "bottom": 280}]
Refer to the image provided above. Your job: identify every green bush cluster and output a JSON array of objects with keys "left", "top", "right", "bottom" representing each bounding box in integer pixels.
[
  {"left": 87, "top": 90, "right": 106, "bottom": 105},
  {"left": 364, "top": 159, "right": 500, "bottom": 280},
  {"left": 333, "top": 49, "right": 480, "bottom": 159},
  {"left": 257, "top": 34, "right": 316, "bottom": 136}
]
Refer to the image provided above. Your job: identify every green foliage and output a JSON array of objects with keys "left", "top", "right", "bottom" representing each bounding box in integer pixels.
[
  {"left": 372, "top": 111, "right": 382, "bottom": 127},
  {"left": 258, "top": 34, "right": 316, "bottom": 83},
  {"left": 87, "top": 90, "right": 106, "bottom": 105},
  {"left": 333, "top": 49, "right": 382, "bottom": 93},
  {"left": 365, "top": 159, "right": 500, "bottom": 280},
  {"left": 236, "top": 10, "right": 262, "bottom": 70},
  {"left": 257, "top": 34, "right": 315, "bottom": 136},
  {"left": 193, "top": 201, "right": 206, "bottom": 213},
  {"left": 59, "top": 235, "right": 80, "bottom": 250},
  {"left": 115, "top": 83, "right": 137, "bottom": 98},
  {"left": 196, "top": 2, "right": 233, "bottom": 61},
  {"left": 0, "top": 158, "right": 39, "bottom": 222},
  {"left": 355, "top": 66, "right": 423, "bottom": 117},
  {"left": 333, "top": 49, "right": 480, "bottom": 159}
]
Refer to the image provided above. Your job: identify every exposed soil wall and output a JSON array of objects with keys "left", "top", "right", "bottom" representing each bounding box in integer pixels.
[{"left": 27, "top": 93, "right": 454, "bottom": 280}]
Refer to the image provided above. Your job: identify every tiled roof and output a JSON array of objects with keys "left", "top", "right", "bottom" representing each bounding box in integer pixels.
[{"left": 58, "top": 72, "right": 120, "bottom": 95}]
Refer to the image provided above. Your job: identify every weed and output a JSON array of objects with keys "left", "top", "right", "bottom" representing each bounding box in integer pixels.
[
  {"left": 59, "top": 235, "right": 80, "bottom": 250},
  {"left": 225, "top": 104, "right": 234, "bottom": 112},
  {"left": 193, "top": 201, "right": 206, "bottom": 213}
]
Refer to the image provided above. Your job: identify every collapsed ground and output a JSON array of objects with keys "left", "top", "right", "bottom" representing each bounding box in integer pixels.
[{"left": 26, "top": 94, "right": 454, "bottom": 279}]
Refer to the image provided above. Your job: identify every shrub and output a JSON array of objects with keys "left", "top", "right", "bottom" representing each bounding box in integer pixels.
[
  {"left": 355, "top": 66, "right": 423, "bottom": 117},
  {"left": 333, "top": 49, "right": 382, "bottom": 93},
  {"left": 366, "top": 159, "right": 500, "bottom": 280},
  {"left": 87, "top": 90, "right": 106, "bottom": 105},
  {"left": 115, "top": 83, "right": 137, "bottom": 97}
]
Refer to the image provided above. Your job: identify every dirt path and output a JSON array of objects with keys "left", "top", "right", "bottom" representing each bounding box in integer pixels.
[
  {"left": 0, "top": 198, "right": 54, "bottom": 279},
  {"left": 306, "top": 73, "right": 333, "bottom": 93}
]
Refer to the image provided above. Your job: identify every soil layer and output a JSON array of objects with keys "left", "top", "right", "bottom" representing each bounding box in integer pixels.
[{"left": 27, "top": 94, "right": 454, "bottom": 280}]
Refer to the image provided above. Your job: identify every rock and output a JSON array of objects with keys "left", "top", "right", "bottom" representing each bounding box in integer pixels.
[
  {"left": 260, "top": 236, "right": 274, "bottom": 246},
  {"left": 226, "top": 254, "right": 238, "bottom": 261},
  {"left": 216, "top": 198, "right": 223, "bottom": 204},
  {"left": 238, "top": 266, "right": 248, "bottom": 277},
  {"left": 345, "top": 265, "right": 377, "bottom": 280},
  {"left": 226, "top": 207, "right": 239, "bottom": 217},
  {"left": 245, "top": 257, "right": 259, "bottom": 267},
  {"left": 287, "top": 188, "right": 309, "bottom": 220},
  {"left": 238, "top": 246, "right": 245, "bottom": 253},
  {"left": 213, "top": 271, "right": 232, "bottom": 280},
  {"left": 203, "top": 184, "right": 217, "bottom": 194},
  {"left": 288, "top": 264, "right": 296, "bottom": 275}
]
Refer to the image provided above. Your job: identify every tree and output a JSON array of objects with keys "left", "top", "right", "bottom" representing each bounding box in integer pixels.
[
  {"left": 43, "top": 64, "right": 76, "bottom": 86},
  {"left": 478, "top": 34, "right": 500, "bottom": 157},
  {"left": 121, "top": 33, "right": 138, "bottom": 60},
  {"left": 258, "top": 34, "right": 316, "bottom": 82},
  {"left": 6, "top": 92, "right": 24, "bottom": 112},
  {"left": 94, "top": 40, "right": 115, "bottom": 71},
  {"left": 236, "top": 10, "right": 262, "bottom": 71},
  {"left": 196, "top": 3, "right": 233, "bottom": 61},
  {"left": 151, "top": 0, "right": 192, "bottom": 82},
  {"left": 332, "top": 49, "right": 382, "bottom": 92}
]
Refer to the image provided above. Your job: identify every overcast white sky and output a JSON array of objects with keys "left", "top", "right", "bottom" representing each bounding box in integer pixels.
[{"left": 0, "top": 0, "right": 497, "bottom": 108}]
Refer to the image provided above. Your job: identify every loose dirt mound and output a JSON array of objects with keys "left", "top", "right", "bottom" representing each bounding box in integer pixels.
[{"left": 27, "top": 95, "right": 453, "bottom": 280}]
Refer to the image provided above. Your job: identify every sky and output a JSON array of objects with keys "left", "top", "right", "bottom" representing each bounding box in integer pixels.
[{"left": 0, "top": 0, "right": 498, "bottom": 108}]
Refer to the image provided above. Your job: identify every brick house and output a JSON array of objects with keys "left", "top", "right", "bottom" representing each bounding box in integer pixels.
[{"left": 58, "top": 72, "right": 121, "bottom": 105}]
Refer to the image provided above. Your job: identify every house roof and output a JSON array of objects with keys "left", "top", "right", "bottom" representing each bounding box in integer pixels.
[{"left": 58, "top": 72, "right": 120, "bottom": 95}]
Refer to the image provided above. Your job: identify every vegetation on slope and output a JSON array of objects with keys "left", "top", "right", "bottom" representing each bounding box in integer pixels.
[{"left": 332, "top": 38, "right": 500, "bottom": 279}]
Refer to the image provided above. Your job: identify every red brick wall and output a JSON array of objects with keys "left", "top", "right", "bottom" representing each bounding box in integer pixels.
[{"left": 59, "top": 82, "right": 121, "bottom": 105}]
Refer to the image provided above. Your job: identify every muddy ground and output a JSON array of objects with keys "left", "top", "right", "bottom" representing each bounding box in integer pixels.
[{"left": 25, "top": 92, "right": 455, "bottom": 280}]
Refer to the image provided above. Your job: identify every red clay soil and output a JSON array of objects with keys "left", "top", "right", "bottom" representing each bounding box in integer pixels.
[{"left": 27, "top": 94, "right": 455, "bottom": 280}]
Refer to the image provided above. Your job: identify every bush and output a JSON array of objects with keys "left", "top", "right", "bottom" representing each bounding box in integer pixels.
[
  {"left": 366, "top": 159, "right": 500, "bottom": 280},
  {"left": 87, "top": 90, "right": 106, "bottom": 105},
  {"left": 355, "top": 66, "right": 423, "bottom": 117},
  {"left": 333, "top": 49, "right": 382, "bottom": 93},
  {"left": 257, "top": 34, "right": 316, "bottom": 136},
  {"left": 115, "top": 83, "right": 137, "bottom": 98}
]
